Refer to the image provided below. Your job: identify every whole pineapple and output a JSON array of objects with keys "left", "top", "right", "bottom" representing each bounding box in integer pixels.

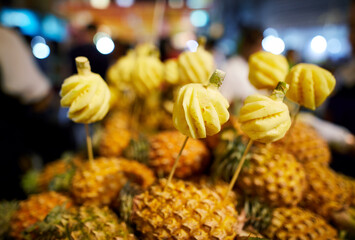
[
  {"left": 24, "top": 205, "right": 136, "bottom": 240},
  {"left": 38, "top": 154, "right": 82, "bottom": 192},
  {"left": 243, "top": 200, "right": 338, "bottom": 240},
  {"left": 132, "top": 179, "right": 238, "bottom": 240},
  {"left": 10, "top": 192, "right": 72, "bottom": 240},
  {"left": 275, "top": 121, "right": 331, "bottom": 164},
  {"left": 212, "top": 128, "right": 306, "bottom": 207},
  {"left": 71, "top": 158, "right": 155, "bottom": 205},
  {"left": 149, "top": 131, "right": 210, "bottom": 178},
  {"left": 301, "top": 161, "right": 350, "bottom": 220},
  {"left": 98, "top": 125, "right": 131, "bottom": 157}
]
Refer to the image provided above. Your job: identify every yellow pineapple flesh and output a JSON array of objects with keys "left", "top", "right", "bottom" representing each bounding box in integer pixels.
[
  {"left": 132, "top": 179, "right": 238, "bottom": 240},
  {"left": 149, "top": 131, "right": 210, "bottom": 178}
]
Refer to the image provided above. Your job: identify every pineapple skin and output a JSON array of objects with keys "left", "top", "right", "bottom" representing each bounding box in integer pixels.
[
  {"left": 10, "top": 192, "right": 72, "bottom": 240},
  {"left": 132, "top": 179, "right": 238, "bottom": 240},
  {"left": 301, "top": 162, "right": 350, "bottom": 220},
  {"left": 71, "top": 158, "right": 155, "bottom": 206},
  {"left": 24, "top": 205, "right": 136, "bottom": 240},
  {"left": 264, "top": 207, "right": 338, "bottom": 240},
  {"left": 275, "top": 121, "right": 331, "bottom": 164},
  {"left": 98, "top": 126, "right": 131, "bottom": 157},
  {"left": 71, "top": 158, "right": 126, "bottom": 206},
  {"left": 238, "top": 143, "right": 306, "bottom": 207},
  {"left": 149, "top": 131, "right": 210, "bottom": 178}
]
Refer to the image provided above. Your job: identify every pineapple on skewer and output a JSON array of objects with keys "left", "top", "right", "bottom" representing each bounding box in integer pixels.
[
  {"left": 148, "top": 131, "right": 210, "bottom": 178},
  {"left": 132, "top": 179, "right": 239, "bottom": 240},
  {"left": 10, "top": 192, "right": 72, "bottom": 240}
]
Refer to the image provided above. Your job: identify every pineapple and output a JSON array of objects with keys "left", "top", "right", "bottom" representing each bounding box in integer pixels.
[
  {"left": 123, "top": 135, "right": 150, "bottom": 164},
  {"left": 71, "top": 158, "right": 155, "bottom": 205},
  {"left": 98, "top": 125, "right": 131, "bottom": 157},
  {"left": 301, "top": 161, "right": 350, "bottom": 220},
  {"left": 243, "top": 200, "right": 338, "bottom": 240},
  {"left": 132, "top": 178, "right": 238, "bottom": 240},
  {"left": 0, "top": 201, "right": 18, "bottom": 239},
  {"left": 212, "top": 128, "right": 306, "bottom": 207},
  {"left": 38, "top": 154, "right": 82, "bottom": 192},
  {"left": 339, "top": 174, "right": 355, "bottom": 207},
  {"left": 24, "top": 205, "right": 136, "bottom": 240},
  {"left": 10, "top": 192, "right": 72, "bottom": 240},
  {"left": 275, "top": 121, "right": 331, "bottom": 164},
  {"left": 148, "top": 131, "right": 210, "bottom": 178}
]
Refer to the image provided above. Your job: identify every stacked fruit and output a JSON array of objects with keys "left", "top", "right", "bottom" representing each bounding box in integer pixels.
[{"left": 4, "top": 48, "right": 355, "bottom": 240}]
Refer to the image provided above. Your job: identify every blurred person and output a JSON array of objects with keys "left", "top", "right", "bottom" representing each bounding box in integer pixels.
[
  {"left": 324, "top": 0, "right": 355, "bottom": 175},
  {"left": 0, "top": 26, "right": 76, "bottom": 199},
  {"left": 68, "top": 23, "right": 109, "bottom": 79},
  {"left": 220, "top": 25, "right": 264, "bottom": 106}
]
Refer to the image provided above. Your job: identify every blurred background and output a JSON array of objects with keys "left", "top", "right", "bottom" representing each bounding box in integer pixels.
[
  {"left": 1, "top": 0, "right": 355, "bottom": 199},
  {"left": 0, "top": 0, "right": 351, "bottom": 81}
]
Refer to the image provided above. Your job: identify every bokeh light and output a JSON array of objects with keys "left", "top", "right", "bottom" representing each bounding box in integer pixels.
[
  {"left": 327, "top": 38, "right": 342, "bottom": 54},
  {"left": 186, "top": 40, "right": 199, "bottom": 52},
  {"left": 262, "top": 36, "right": 285, "bottom": 54},
  {"left": 263, "top": 27, "right": 278, "bottom": 37},
  {"left": 31, "top": 36, "right": 46, "bottom": 48},
  {"left": 116, "top": 0, "right": 135, "bottom": 8},
  {"left": 96, "top": 36, "right": 115, "bottom": 54},
  {"left": 90, "top": 0, "right": 110, "bottom": 9},
  {"left": 168, "top": 0, "right": 183, "bottom": 8},
  {"left": 32, "top": 43, "right": 50, "bottom": 59},
  {"left": 190, "top": 10, "right": 209, "bottom": 28},
  {"left": 311, "top": 35, "right": 327, "bottom": 54}
]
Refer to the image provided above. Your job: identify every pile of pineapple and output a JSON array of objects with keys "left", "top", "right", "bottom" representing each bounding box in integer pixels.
[{"left": 1, "top": 45, "right": 355, "bottom": 240}]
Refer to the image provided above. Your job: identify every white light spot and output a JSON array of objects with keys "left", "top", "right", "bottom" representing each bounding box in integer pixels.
[
  {"left": 168, "top": 0, "right": 183, "bottom": 8},
  {"left": 190, "top": 10, "right": 209, "bottom": 28},
  {"left": 32, "top": 43, "right": 50, "bottom": 59},
  {"left": 90, "top": 0, "right": 110, "bottom": 9},
  {"left": 311, "top": 35, "right": 327, "bottom": 54},
  {"left": 262, "top": 36, "right": 285, "bottom": 55},
  {"left": 96, "top": 36, "right": 115, "bottom": 54},
  {"left": 186, "top": 40, "right": 199, "bottom": 52},
  {"left": 31, "top": 36, "right": 46, "bottom": 48},
  {"left": 115, "top": 0, "right": 134, "bottom": 7},
  {"left": 327, "top": 38, "right": 342, "bottom": 54},
  {"left": 263, "top": 27, "right": 278, "bottom": 37}
]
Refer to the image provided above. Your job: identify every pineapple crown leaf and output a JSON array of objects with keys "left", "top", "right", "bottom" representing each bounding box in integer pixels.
[
  {"left": 123, "top": 134, "right": 150, "bottom": 164},
  {"left": 21, "top": 170, "right": 40, "bottom": 195},
  {"left": 49, "top": 168, "right": 76, "bottom": 192},
  {"left": 211, "top": 127, "right": 251, "bottom": 183},
  {"left": 241, "top": 198, "right": 273, "bottom": 234}
]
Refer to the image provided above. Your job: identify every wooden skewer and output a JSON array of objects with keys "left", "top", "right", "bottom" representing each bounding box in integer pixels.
[{"left": 164, "top": 136, "right": 189, "bottom": 190}]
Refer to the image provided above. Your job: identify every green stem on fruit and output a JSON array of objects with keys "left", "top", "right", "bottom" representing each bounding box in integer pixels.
[
  {"left": 165, "top": 136, "right": 189, "bottom": 190},
  {"left": 224, "top": 138, "right": 254, "bottom": 202},
  {"left": 270, "top": 81, "right": 289, "bottom": 101},
  {"left": 209, "top": 69, "right": 226, "bottom": 88},
  {"left": 85, "top": 124, "right": 94, "bottom": 163}
]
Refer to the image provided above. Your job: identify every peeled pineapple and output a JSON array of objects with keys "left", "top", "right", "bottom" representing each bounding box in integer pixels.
[
  {"left": 239, "top": 82, "right": 291, "bottom": 143},
  {"left": 285, "top": 63, "right": 336, "bottom": 110},
  {"left": 275, "top": 121, "right": 331, "bottom": 164},
  {"left": 132, "top": 179, "right": 239, "bottom": 240},
  {"left": 248, "top": 51, "right": 289, "bottom": 90},
  {"left": 149, "top": 131, "right": 210, "bottom": 178},
  {"left": 10, "top": 192, "right": 72, "bottom": 240},
  {"left": 178, "top": 42, "right": 215, "bottom": 84},
  {"left": 24, "top": 205, "right": 135, "bottom": 240},
  {"left": 164, "top": 58, "right": 179, "bottom": 85}
]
